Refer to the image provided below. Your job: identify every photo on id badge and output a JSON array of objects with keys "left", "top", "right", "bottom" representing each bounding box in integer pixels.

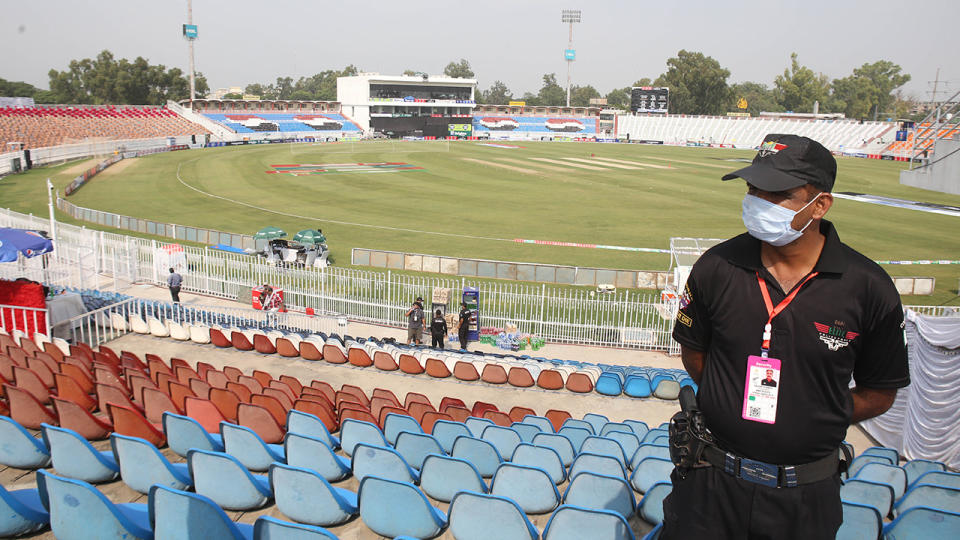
[{"left": 742, "top": 356, "right": 781, "bottom": 424}]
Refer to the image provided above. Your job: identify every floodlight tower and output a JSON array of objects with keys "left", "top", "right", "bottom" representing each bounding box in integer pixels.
[
  {"left": 184, "top": 0, "right": 198, "bottom": 103},
  {"left": 561, "top": 9, "right": 581, "bottom": 107}
]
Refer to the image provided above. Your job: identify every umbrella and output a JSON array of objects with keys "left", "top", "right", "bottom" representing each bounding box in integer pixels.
[
  {"left": 293, "top": 229, "right": 327, "bottom": 245},
  {"left": 254, "top": 227, "right": 287, "bottom": 240},
  {"left": 0, "top": 228, "right": 54, "bottom": 262}
]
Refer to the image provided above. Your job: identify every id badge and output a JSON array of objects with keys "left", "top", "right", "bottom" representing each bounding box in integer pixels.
[{"left": 742, "top": 355, "right": 781, "bottom": 424}]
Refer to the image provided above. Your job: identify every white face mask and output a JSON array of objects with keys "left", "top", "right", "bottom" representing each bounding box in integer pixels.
[{"left": 741, "top": 192, "right": 821, "bottom": 246}]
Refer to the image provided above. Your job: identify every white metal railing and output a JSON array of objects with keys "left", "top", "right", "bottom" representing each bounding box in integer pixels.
[{"left": 0, "top": 303, "right": 49, "bottom": 340}]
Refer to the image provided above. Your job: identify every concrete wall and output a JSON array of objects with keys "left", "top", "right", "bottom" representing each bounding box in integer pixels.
[
  {"left": 900, "top": 137, "right": 960, "bottom": 195},
  {"left": 352, "top": 248, "right": 670, "bottom": 290}
]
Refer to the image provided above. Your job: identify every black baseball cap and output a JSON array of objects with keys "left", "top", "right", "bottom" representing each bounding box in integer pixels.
[{"left": 722, "top": 134, "right": 837, "bottom": 192}]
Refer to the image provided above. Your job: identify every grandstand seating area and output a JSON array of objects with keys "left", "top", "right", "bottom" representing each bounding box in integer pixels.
[
  {"left": 202, "top": 112, "right": 362, "bottom": 134},
  {"left": 473, "top": 115, "right": 599, "bottom": 135},
  {"left": 616, "top": 115, "right": 892, "bottom": 152},
  {"left": 0, "top": 106, "right": 209, "bottom": 150},
  {"left": 883, "top": 123, "right": 960, "bottom": 155},
  {"left": 1, "top": 330, "right": 957, "bottom": 539}
]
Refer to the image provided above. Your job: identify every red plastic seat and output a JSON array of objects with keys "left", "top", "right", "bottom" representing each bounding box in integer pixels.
[
  {"left": 421, "top": 411, "right": 453, "bottom": 434},
  {"left": 425, "top": 358, "right": 451, "bottom": 378},
  {"left": 253, "top": 334, "right": 276, "bottom": 354},
  {"left": 370, "top": 397, "right": 398, "bottom": 422},
  {"left": 209, "top": 328, "right": 231, "bottom": 348},
  {"left": 226, "top": 382, "right": 252, "bottom": 403},
  {"left": 299, "top": 391, "right": 334, "bottom": 411},
  {"left": 167, "top": 381, "right": 197, "bottom": 412},
  {"left": 293, "top": 399, "right": 338, "bottom": 432},
  {"left": 278, "top": 375, "right": 303, "bottom": 397},
  {"left": 398, "top": 354, "right": 424, "bottom": 375},
  {"left": 42, "top": 341, "right": 65, "bottom": 362},
  {"left": 251, "top": 394, "right": 288, "bottom": 427},
  {"left": 263, "top": 387, "right": 294, "bottom": 410},
  {"left": 536, "top": 369, "right": 565, "bottom": 390},
  {"left": 439, "top": 397, "right": 467, "bottom": 412},
  {"left": 107, "top": 402, "right": 165, "bottom": 447},
  {"left": 340, "top": 384, "right": 370, "bottom": 408},
  {"left": 188, "top": 378, "right": 212, "bottom": 400},
  {"left": 509, "top": 406, "right": 537, "bottom": 423},
  {"left": 96, "top": 382, "right": 142, "bottom": 415},
  {"left": 206, "top": 370, "right": 229, "bottom": 389},
  {"left": 13, "top": 366, "right": 52, "bottom": 404},
  {"left": 142, "top": 387, "right": 181, "bottom": 424},
  {"left": 4, "top": 383, "right": 58, "bottom": 429},
  {"left": 27, "top": 356, "right": 56, "bottom": 387},
  {"left": 175, "top": 365, "right": 201, "bottom": 386},
  {"left": 348, "top": 347, "right": 373, "bottom": 367},
  {"left": 481, "top": 364, "right": 508, "bottom": 384},
  {"left": 268, "top": 380, "right": 297, "bottom": 402},
  {"left": 453, "top": 361, "right": 480, "bottom": 381},
  {"left": 565, "top": 373, "right": 594, "bottom": 393},
  {"left": 231, "top": 331, "right": 254, "bottom": 351},
  {"left": 237, "top": 375, "right": 264, "bottom": 394},
  {"left": 338, "top": 407, "right": 378, "bottom": 425},
  {"left": 54, "top": 372, "right": 96, "bottom": 412},
  {"left": 545, "top": 409, "right": 573, "bottom": 432},
  {"left": 208, "top": 387, "right": 240, "bottom": 422},
  {"left": 223, "top": 365, "right": 242, "bottom": 383},
  {"left": 252, "top": 370, "right": 273, "bottom": 389},
  {"left": 184, "top": 396, "right": 226, "bottom": 434},
  {"left": 53, "top": 397, "right": 112, "bottom": 440},
  {"left": 407, "top": 402, "right": 436, "bottom": 424},
  {"left": 299, "top": 341, "right": 323, "bottom": 361},
  {"left": 405, "top": 393, "right": 434, "bottom": 411},
  {"left": 0, "top": 352, "right": 18, "bottom": 380},
  {"left": 444, "top": 406, "right": 471, "bottom": 423},
  {"left": 322, "top": 344, "right": 347, "bottom": 364},
  {"left": 483, "top": 410, "right": 512, "bottom": 427},
  {"left": 127, "top": 373, "right": 157, "bottom": 404},
  {"left": 308, "top": 381, "right": 336, "bottom": 405},
  {"left": 507, "top": 367, "right": 535, "bottom": 388},
  {"left": 373, "top": 351, "right": 398, "bottom": 371},
  {"left": 471, "top": 401, "right": 499, "bottom": 418},
  {"left": 276, "top": 338, "right": 300, "bottom": 357},
  {"left": 237, "top": 403, "right": 284, "bottom": 444},
  {"left": 19, "top": 339, "right": 41, "bottom": 357},
  {"left": 196, "top": 362, "right": 216, "bottom": 381}
]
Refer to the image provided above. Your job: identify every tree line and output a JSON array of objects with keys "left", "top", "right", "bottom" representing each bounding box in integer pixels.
[{"left": 0, "top": 50, "right": 920, "bottom": 120}]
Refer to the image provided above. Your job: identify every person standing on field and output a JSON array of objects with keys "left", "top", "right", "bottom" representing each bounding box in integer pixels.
[{"left": 167, "top": 268, "right": 182, "bottom": 303}]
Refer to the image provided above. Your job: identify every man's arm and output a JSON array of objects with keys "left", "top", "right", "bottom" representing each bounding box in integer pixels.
[
  {"left": 851, "top": 386, "right": 898, "bottom": 423},
  {"left": 679, "top": 345, "right": 706, "bottom": 385}
]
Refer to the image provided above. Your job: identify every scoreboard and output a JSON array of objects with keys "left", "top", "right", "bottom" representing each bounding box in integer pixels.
[{"left": 631, "top": 87, "right": 669, "bottom": 113}]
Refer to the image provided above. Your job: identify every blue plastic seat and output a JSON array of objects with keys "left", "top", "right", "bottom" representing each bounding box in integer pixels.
[
  {"left": 520, "top": 415, "right": 555, "bottom": 433},
  {"left": 253, "top": 516, "right": 338, "bottom": 539},
  {"left": 558, "top": 426, "right": 593, "bottom": 452},
  {"left": 862, "top": 446, "right": 898, "bottom": 464},
  {"left": 38, "top": 469, "right": 152, "bottom": 540},
  {"left": 883, "top": 506, "right": 960, "bottom": 539},
  {"left": 582, "top": 413, "right": 610, "bottom": 434},
  {"left": 0, "top": 415, "right": 51, "bottom": 468},
  {"left": 641, "top": 428, "right": 669, "bottom": 445},
  {"left": 652, "top": 378, "right": 681, "bottom": 400},
  {"left": 580, "top": 436, "right": 629, "bottom": 467},
  {"left": 221, "top": 421, "right": 286, "bottom": 472},
  {"left": 352, "top": 442, "right": 420, "bottom": 484},
  {"left": 383, "top": 413, "right": 425, "bottom": 445},
  {"left": 911, "top": 471, "right": 960, "bottom": 491},
  {"left": 543, "top": 504, "right": 637, "bottom": 540},
  {"left": 893, "top": 485, "right": 960, "bottom": 517},
  {"left": 532, "top": 432, "right": 577, "bottom": 467},
  {"left": 906, "top": 462, "right": 951, "bottom": 488},
  {"left": 630, "top": 444, "right": 671, "bottom": 470},
  {"left": 340, "top": 419, "right": 388, "bottom": 457},
  {"left": 490, "top": 462, "right": 561, "bottom": 514},
  {"left": 630, "top": 457, "right": 675, "bottom": 494},
  {"left": 560, "top": 418, "right": 595, "bottom": 435},
  {"left": 447, "top": 490, "right": 538, "bottom": 540},
  {"left": 269, "top": 462, "right": 358, "bottom": 527},
  {"left": 512, "top": 442, "right": 567, "bottom": 484},
  {"left": 481, "top": 425, "right": 523, "bottom": 460},
  {"left": 510, "top": 422, "right": 543, "bottom": 443},
  {"left": 465, "top": 417, "right": 496, "bottom": 438},
  {"left": 600, "top": 422, "right": 634, "bottom": 437},
  {"left": 854, "top": 461, "right": 908, "bottom": 499},
  {"left": 358, "top": 476, "right": 447, "bottom": 539},
  {"left": 432, "top": 420, "right": 472, "bottom": 453},
  {"left": 41, "top": 424, "right": 119, "bottom": 483},
  {"left": 836, "top": 501, "right": 881, "bottom": 540},
  {"left": 286, "top": 409, "right": 340, "bottom": 450},
  {"left": 623, "top": 420, "right": 650, "bottom": 440},
  {"left": 419, "top": 454, "right": 487, "bottom": 503},
  {"left": 162, "top": 411, "right": 224, "bottom": 458},
  {"left": 0, "top": 483, "right": 49, "bottom": 537},
  {"left": 563, "top": 471, "right": 637, "bottom": 519},
  {"left": 451, "top": 435, "right": 504, "bottom": 478},
  {"left": 847, "top": 454, "right": 893, "bottom": 477},
  {"left": 638, "top": 482, "right": 672, "bottom": 525},
  {"left": 149, "top": 484, "right": 253, "bottom": 540},
  {"left": 394, "top": 431, "right": 445, "bottom": 470},
  {"left": 624, "top": 375, "right": 652, "bottom": 398},
  {"left": 595, "top": 373, "right": 623, "bottom": 395},
  {"left": 284, "top": 432, "right": 351, "bottom": 482},
  {"left": 571, "top": 452, "right": 627, "bottom": 480},
  {"left": 110, "top": 433, "right": 192, "bottom": 494},
  {"left": 187, "top": 449, "right": 272, "bottom": 510},
  {"left": 840, "top": 478, "right": 895, "bottom": 516}
]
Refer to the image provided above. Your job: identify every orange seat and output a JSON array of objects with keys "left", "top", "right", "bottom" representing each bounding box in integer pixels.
[
  {"left": 196, "top": 362, "right": 216, "bottom": 381},
  {"left": 237, "top": 375, "right": 264, "bottom": 394},
  {"left": 142, "top": 387, "right": 181, "bottom": 424},
  {"left": 373, "top": 351, "right": 398, "bottom": 371},
  {"left": 336, "top": 391, "right": 364, "bottom": 409},
  {"left": 69, "top": 344, "right": 92, "bottom": 363},
  {"left": 453, "top": 361, "right": 480, "bottom": 381},
  {"left": 299, "top": 391, "right": 335, "bottom": 411},
  {"left": 42, "top": 341, "right": 65, "bottom": 362},
  {"left": 96, "top": 382, "right": 142, "bottom": 415},
  {"left": 545, "top": 409, "right": 572, "bottom": 432},
  {"left": 507, "top": 367, "right": 535, "bottom": 388},
  {"left": 237, "top": 403, "right": 284, "bottom": 444},
  {"left": 536, "top": 369, "right": 564, "bottom": 390},
  {"left": 421, "top": 411, "right": 453, "bottom": 434},
  {"left": 308, "top": 381, "right": 336, "bottom": 405},
  {"left": 253, "top": 334, "right": 276, "bottom": 354},
  {"left": 107, "top": 402, "right": 165, "bottom": 447},
  {"left": 231, "top": 331, "right": 254, "bottom": 351},
  {"left": 370, "top": 396, "right": 399, "bottom": 422},
  {"left": 7, "top": 346, "right": 28, "bottom": 367},
  {"left": 4, "top": 383, "right": 58, "bottom": 429},
  {"left": 404, "top": 392, "right": 432, "bottom": 410},
  {"left": 206, "top": 370, "right": 229, "bottom": 389},
  {"left": 209, "top": 328, "right": 231, "bottom": 348},
  {"left": 251, "top": 394, "right": 288, "bottom": 427},
  {"left": 322, "top": 344, "right": 347, "bottom": 364},
  {"left": 299, "top": 341, "right": 323, "bottom": 361},
  {"left": 24, "top": 357, "right": 56, "bottom": 389},
  {"left": 278, "top": 375, "right": 303, "bottom": 397},
  {"left": 372, "top": 388, "right": 401, "bottom": 406},
  {"left": 175, "top": 365, "right": 200, "bottom": 386},
  {"left": 269, "top": 380, "right": 297, "bottom": 402},
  {"left": 440, "top": 397, "right": 467, "bottom": 411},
  {"left": 471, "top": 401, "right": 499, "bottom": 418},
  {"left": 188, "top": 377, "right": 212, "bottom": 400},
  {"left": 481, "top": 364, "right": 508, "bottom": 384},
  {"left": 184, "top": 396, "right": 226, "bottom": 434},
  {"left": 208, "top": 387, "right": 240, "bottom": 422},
  {"left": 226, "top": 382, "right": 253, "bottom": 403},
  {"left": 263, "top": 388, "right": 294, "bottom": 410},
  {"left": 0, "top": 352, "right": 18, "bottom": 381},
  {"left": 19, "top": 339, "right": 41, "bottom": 357},
  {"left": 276, "top": 338, "right": 300, "bottom": 358},
  {"left": 378, "top": 406, "right": 411, "bottom": 428},
  {"left": 407, "top": 402, "right": 436, "bottom": 424},
  {"left": 444, "top": 406, "right": 471, "bottom": 423},
  {"left": 252, "top": 370, "right": 273, "bottom": 388},
  {"left": 425, "top": 358, "right": 451, "bottom": 378},
  {"left": 13, "top": 366, "right": 52, "bottom": 404},
  {"left": 54, "top": 372, "right": 96, "bottom": 412},
  {"left": 98, "top": 345, "right": 119, "bottom": 363},
  {"left": 565, "top": 373, "right": 594, "bottom": 393},
  {"left": 94, "top": 365, "right": 127, "bottom": 391},
  {"left": 348, "top": 348, "right": 373, "bottom": 367},
  {"left": 59, "top": 362, "right": 95, "bottom": 394},
  {"left": 338, "top": 407, "right": 378, "bottom": 425},
  {"left": 293, "top": 399, "right": 338, "bottom": 432},
  {"left": 53, "top": 397, "right": 112, "bottom": 440},
  {"left": 340, "top": 384, "right": 370, "bottom": 408},
  {"left": 167, "top": 381, "right": 197, "bottom": 411},
  {"left": 120, "top": 351, "right": 145, "bottom": 370},
  {"left": 509, "top": 406, "right": 537, "bottom": 423},
  {"left": 147, "top": 356, "right": 172, "bottom": 378},
  {"left": 127, "top": 373, "right": 157, "bottom": 404},
  {"left": 398, "top": 354, "right": 424, "bottom": 374},
  {"left": 483, "top": 410, "right": 512, "bottom": 427},
  {"left": 223, "top": 365, "right": 243, "bottom": 383}
]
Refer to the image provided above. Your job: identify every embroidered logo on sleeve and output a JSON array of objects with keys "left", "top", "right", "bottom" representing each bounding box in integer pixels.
[
  {"left": 676, "top": 311, "right": 693, "bottom": 327},
  {"left": 814, "top": 322, "right": 859, "bottom": 351},
  {"left": 679, "top": 284, "right": 693, "bottom": 310}
]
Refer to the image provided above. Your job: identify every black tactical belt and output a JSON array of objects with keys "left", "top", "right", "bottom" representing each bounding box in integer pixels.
[{"left": 702, "top": 445, "right": 839, "bottom": 488}]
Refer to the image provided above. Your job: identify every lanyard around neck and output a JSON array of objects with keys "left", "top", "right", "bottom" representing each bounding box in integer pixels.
[{"left": 756, "top": 271, "right": 818, "bottom": 357}]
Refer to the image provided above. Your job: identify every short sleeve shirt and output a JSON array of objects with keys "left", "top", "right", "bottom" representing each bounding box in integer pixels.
[
  {"left": 408, "top": 307, "right": 424, "bottom": 329},
  {"left": 167, "top": 272, "right": 182, "bottom": 287},
  {"left": 672, "top": 220, "right": 909, "bottom": 464}
]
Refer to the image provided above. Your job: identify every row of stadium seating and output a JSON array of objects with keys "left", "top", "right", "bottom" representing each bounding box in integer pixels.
[
  {"left": 882, "top": 123, "right": 960, "bottom": 154},
  {"left": 202, "top": 113, "right": 362, "bottom": 134}
]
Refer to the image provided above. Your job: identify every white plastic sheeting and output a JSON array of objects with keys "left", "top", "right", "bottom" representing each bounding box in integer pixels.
[{"left": 860, "top": 309, "right": 960, "bottom": 469}]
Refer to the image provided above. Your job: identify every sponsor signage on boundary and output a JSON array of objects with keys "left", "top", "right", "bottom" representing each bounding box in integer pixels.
[{"left": 64, "top": 145, "right": 189, "bottom": 196}]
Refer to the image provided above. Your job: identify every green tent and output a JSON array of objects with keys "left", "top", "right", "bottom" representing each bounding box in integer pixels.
[
  {"left": 293, "top": 229, "right": 327, "bottom": 245},
  {"left": 254, "top": 226, "right": 287, "bottom": 240}
]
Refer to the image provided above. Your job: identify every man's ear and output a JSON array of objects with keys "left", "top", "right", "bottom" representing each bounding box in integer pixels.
[{"left": 812, "top": 192, "right": 833, "bottom": 219}]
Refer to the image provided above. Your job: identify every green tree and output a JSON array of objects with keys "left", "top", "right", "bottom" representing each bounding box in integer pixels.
[
  {"left": 604, "top": 87, "right": 632, "bottom": 109},
  {"left": 832, "top": 60, "right": 910, "bottom": 119},
  {"left": 0, "top": 78, "right": 41, "bottom": 97},
  {"left": 274, "top": 76, "right": 294, "bottom": 100},
  {"left": 729, "top": 81, "right": 782, "bottom": 116},
  {"left": 570, "top": 85, "right": 601, "bottom": 107},
  {"left": 773, "top": 53, "right": 832, "bottom": 113},
  {"left": 223, "top": 92, "right": 243, "bottom": 99},
  {"left": 538, "top": 73, "right": 566, "bottom": 106},
  {"left": 443, "top": 59, "right": 475, "bottom": 79},
  {"left": 482, "top": 80, "right": 513, "bottom": 104},
  {"left": 402, "top": 69, "right": 417, "bottom": 76},
  {"left": 519, "top": 91, "right": 540, "bottom": 106},
  {"left": 632, "top": 78, "right": 653, "bottom": 87},
  {"left": 654, "top": 50, "right": 732, "bottom": 115}
]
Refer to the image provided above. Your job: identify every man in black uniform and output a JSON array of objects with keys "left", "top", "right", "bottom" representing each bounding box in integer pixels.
[
  {"left": 664, "top": 134, "right": 909, "bottom": 540},
  {"left": 458, "top": 302, "right": 471, "bottom": 350}
]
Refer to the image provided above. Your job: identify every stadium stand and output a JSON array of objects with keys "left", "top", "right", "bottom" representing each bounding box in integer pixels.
[
  {"left": 883, "top": 123, "right": 960, "bottom": 155},
  {"left": 0, "top": 105, "right": 209, "bottom": 150},
  {"left": 473, "top": 115, "right": 599, "bottom": 135},
  {"left": 202, "top": 112, "right": 362, "bottom": 134}
]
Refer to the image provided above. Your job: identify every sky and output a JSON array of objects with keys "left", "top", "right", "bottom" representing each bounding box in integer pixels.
[{"left": 2, "top": 0, "right": 957, "bottom": 101}]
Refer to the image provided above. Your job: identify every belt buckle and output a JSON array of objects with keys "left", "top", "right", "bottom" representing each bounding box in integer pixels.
[{"left": 738, "top": 457, "right": 779, "bottom": 488}]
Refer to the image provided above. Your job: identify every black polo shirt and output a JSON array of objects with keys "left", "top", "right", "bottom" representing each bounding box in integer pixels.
[{"left": 672, "top": 220, "right": 909, "bottom": 465}]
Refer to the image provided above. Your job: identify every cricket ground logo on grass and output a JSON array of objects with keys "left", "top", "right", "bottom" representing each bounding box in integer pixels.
[
  {"left": 814, "top": 322, "right": 859, "bottom": 351},
  {"left": 266, "top": 163, "right": 423, "bottom": 176}
]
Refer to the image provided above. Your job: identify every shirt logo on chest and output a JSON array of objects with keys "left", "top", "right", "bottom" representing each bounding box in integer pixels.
[{"left": 814, "top": 322, "right": 859, "bottom": 351}]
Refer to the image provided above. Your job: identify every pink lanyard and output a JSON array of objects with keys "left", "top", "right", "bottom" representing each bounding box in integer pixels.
[{"left": 756, "top": 271, "right": 818, "bottom": 357}]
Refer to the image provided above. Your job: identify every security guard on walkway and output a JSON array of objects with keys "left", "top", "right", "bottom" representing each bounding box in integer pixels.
[{"left": 664, "top": 134, "right": 910, "bottom": 539}]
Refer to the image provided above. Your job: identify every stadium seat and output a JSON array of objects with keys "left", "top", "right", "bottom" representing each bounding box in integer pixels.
[
  {"left": 862, "top": 446, "right": 899, "bottom": 464},
  {"left": 893, "top": 484, "right": 960, "bottom": 517},
  {"left": 521, "top": 415, "right": 555, "bottom": 433},
  {"left": 162, "top": 411, "right": 224, "bottom": 458},
  {"left": 394, "top": 431, "right": 446, "bottom": 470},
  {"left": 910, "top": 471, "right": 960, "bottom": 490},
  {"left": 490, "top": 462, "right": 561, "bottom": 514},
  {"left": 187, "top": 449, "right": 272, "bottom": 511},
  {"left": 432, "top": 420, "right": 472, "bottom": 453},
  {"left": 580, "top": 435, "right": 629, "bottom": 467},
  {"left": 340, "top": 419, "right": 389, "bottom": 457},
  {"left": 882, "top": 506, "right": 960, "bottom": 539},
  {"left": 447, "top": 490, "right": 538, "bottom": 540},
  {"left": 38, "top": 470, "right": 151, "bottom": 540},
  {"left": 465, "top": 416, "right": 496, "bottom": 437},
  {"left": 4, "top": 383, "right": 58, "bottom": 429},
  {"left": 41, "top": 424, "right": 119, "bottom": 483},
  {"left": 286, "top": 409, "right": 340, "bottom": 449},
  {"left": 512, "top": 442, "right": 566, "bottom": 484},
  {"left": 237, "top": 402, "right": 285, "bottom": 444},
  {"left": 0, "top": 415, "right": 51, "bottom": 468},
  {"left": 630, "top": 457, "right": 675, "bottom": 494},
  {"left": 481, "top": 425, "right": 523, "bottom": 460},
  {"left": 532, "top": 432, "right": 577, "bottom": 467},
  {"left": 905, "top": 460, "right": 949, "bottom": 487},
  {"left": 562, "top": 417, "right": 595, "bottom": 433},
  {"left": 855, "top": 461, "right": 908, "bottom": 499},
  {"left": 419, "top": 454, "right": 488, "bottom": 503},
  {"left": 107, "top": 402, "right": 165, "bottom": 447},
  {"left": 358, "top": 476, "right": 447, "bottom": 539},
  {"left": 110, "top": 433, "right": 192, "bottom": 494},
  {"left": 563, "top": 471, "right": 637, "bottom": 519},
  {"left": 284, "top": 432, "right": 352, "bottom": 482},
  {"left": 836, "top": 501, "right": 882, "bottom": 540},
  {"left": 383, "top": 412, "right": 424, "bottom": 445},
  {"left": 352, "top": 442, "right": 420, "bottom": 484},
  {"left": 544, "top": 505, "right": 637, "bottom": 540},
  {"left": 269, "top": 462, "right": 358, "bottom": 527},
  {"left": 631, "top": 444, "right": 672, "bottom": 470},
  {"left": 221, "top": 421, "right": 285, "bottom": 472},
  {"left": 571, "top": 452, "right": 627, "bottom": 481},
  {"left": 451, "top": 436, "right": 505, "bottom": 478},
  {"left": 148, "top": 484, "right": 254, "bottom": 540},
  {"left": 510, "top": 422, "right": 542, "bottom": 443},
  {"left": 0, "top": 482, "right": 49, "bottom": 537},
  {"left": 253, "top": 516, "right": 337, "bottom": 539}
]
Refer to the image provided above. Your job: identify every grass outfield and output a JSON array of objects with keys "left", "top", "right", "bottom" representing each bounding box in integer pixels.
[{"left": 3, "top": 140, "right": 959, "bottom": 304}]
